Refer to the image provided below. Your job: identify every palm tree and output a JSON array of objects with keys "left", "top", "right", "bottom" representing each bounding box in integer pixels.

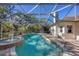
[
  {"left": 16, "top": 26, "right": 26, "bottom": 35},
  {"left": 0, "top": 22, "right": 14, "bottom": 38},
  {"left": 2, "top": 22, "right": 14, "bottom": 32}
]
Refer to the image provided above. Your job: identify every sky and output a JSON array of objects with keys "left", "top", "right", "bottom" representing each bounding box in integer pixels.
[{"left": 11, "top": 4, "right": 79, "bottom": 24}]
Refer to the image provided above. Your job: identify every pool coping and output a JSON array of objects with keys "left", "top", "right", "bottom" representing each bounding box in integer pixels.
[{"left": 0, "top": 39, "right": 23, "bottom": 50}]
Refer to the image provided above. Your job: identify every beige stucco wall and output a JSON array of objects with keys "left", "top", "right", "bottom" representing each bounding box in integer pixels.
[
  {"left": 59, "top": 22, "right": 76, "bottom": 40},
  {"left": 51, "top": 21, "right": 79, "bottom": 40},
  {"left": 75, "top": 22, "right": 79, "bottom": 40}
]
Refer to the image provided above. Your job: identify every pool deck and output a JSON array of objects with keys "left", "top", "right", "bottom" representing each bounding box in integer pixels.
[
  {"left": 40, "top": 33, "right": 79, "bottom": 56},
  {"left": 0, "top": 36, "right": 23, "bottom": 56}
]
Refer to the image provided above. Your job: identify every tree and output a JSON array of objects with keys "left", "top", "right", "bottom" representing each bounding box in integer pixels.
[
  {"left": 2, "top": 22, "right": 14, "bottom": 32},
  {"left": 0, "top": 22, "right": 14, "bottom": 38},
  {"left": 16, "top": 25, "right": 26, "bottom": 35},
  {"left": 43, "top": 25, "right": 50, "bottom": 33},
  {"left": 13, "top": 13, "right": 38, "bottom": 25},
  {"left": 30, "top": 24, "right": 42, "bottom": 33},
  {"left": 0, "top": 5, "right": 13, "bottom": 20}
]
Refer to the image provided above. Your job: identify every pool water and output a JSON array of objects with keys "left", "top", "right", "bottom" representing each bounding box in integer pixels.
[{"left": 15, "top": 33, "right": 63, "bottom": 56}]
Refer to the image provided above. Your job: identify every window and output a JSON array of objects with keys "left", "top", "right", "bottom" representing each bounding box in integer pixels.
[{"left": 67, "top": 25, "right": 72, "bottom": 33}]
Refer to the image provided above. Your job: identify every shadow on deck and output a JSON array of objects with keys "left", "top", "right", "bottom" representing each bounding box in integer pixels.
[
  {"left": 43, "top": 33, "right": 79, "bottom": 56},
  {"left": 51, "top": 38, "right": 79, "bottom": 56}
]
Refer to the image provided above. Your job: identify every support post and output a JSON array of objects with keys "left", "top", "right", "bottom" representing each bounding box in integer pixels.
[{"left": 52, "top": 12, "right": 59, "bottom": 37}]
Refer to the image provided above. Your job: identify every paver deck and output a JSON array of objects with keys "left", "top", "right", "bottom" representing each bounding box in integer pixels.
[{"left": 41, "top": 33, "right": 79, "bottom": 56}]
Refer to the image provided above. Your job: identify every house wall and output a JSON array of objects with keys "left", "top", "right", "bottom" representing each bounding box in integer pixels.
[
  {"left": 59, "top": 22, "right": 76, "bottom": 40},
  {"left": 57, "top": 25, "right": 65, "bottom": 39},
  {"left": 75, "top": 22, "right": 79, "bottom": 40},
  {"left": 51, "top": 21, "right": 79, "bottom": 40}
]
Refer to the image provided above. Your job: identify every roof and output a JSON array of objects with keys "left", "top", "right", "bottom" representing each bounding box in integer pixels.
[
  {"left": 62, "top": 16, "right": 79, "bottom": 22},
  {"left": 51, "top": 16, "right": 79, "bottom": 26}
]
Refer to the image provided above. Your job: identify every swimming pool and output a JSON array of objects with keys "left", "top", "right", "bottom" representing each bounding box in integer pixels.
[{"left": 15, "top": 33, "right": 63, "bottom": 56}]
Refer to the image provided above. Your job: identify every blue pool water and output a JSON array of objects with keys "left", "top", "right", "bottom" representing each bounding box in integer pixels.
[{"left": 15, "top": 33, "right": 63, "bottom": 56}]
